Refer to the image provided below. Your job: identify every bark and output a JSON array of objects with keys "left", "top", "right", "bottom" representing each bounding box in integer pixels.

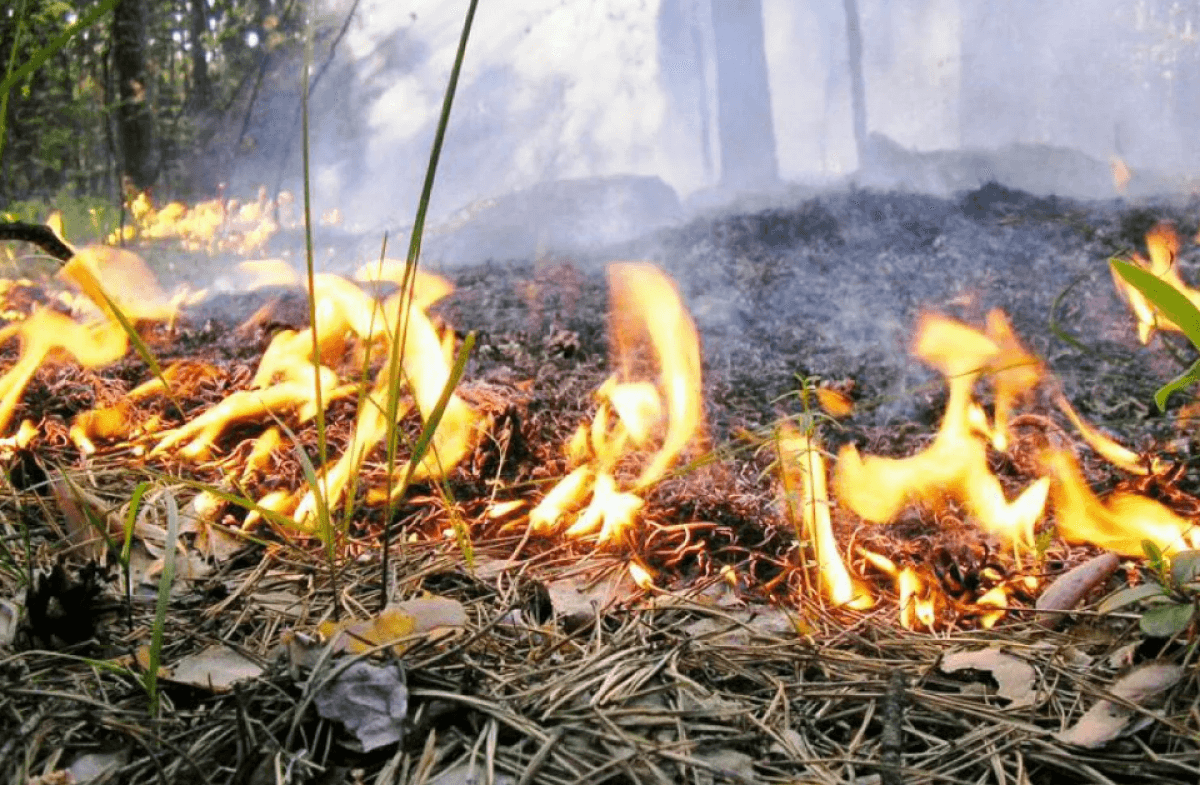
[
  {"left": 842, "top": 0, "right": 868, "bottom": 171},
  {"left": 189, "top": 0, "right": 212, "bottom": 112},
  {"left": 710, "top": 0, "right": 778, "bottom": 190},
  {"left": 112, "top": 0, "right": 159, "bottom": 190}
]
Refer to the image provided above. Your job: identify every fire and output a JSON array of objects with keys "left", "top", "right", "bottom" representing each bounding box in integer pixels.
[
  {"left": 114, "top": 187, "right": 280, "bottom": 256},
  {"left": 776, "top": 426, "right": 872, "bottom": 610},
  {"left": 0, "top": 309, "right": 127, "bottom": 433},
  {"left": 1042, "top": 449, "right": 1199, "bottom": 557},
  {"left": 139, "top": 266, "right": 480, "bottom": 530},
  {"left": 1110, "top": 221, "right": 1198, "bottom": 344},
  {"left": 529, "top": 263, "right": 703, "bottom": 545},
  {"left": 833, "top": 311, "right": 1049, "bottom": 551}
]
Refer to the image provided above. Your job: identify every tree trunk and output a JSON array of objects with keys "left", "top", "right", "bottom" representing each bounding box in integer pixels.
[
  {"left": 188, "top": 0, "right": 211, "bottom": 111},
  {"left": 112, "top": 0, "right": 159, "bottom": 191},
  {"left": 842, "top": 0, "right": 868, "bottom": 171},
  {"left": 710, "top": 0, "right": 778, "bottom": 191}
]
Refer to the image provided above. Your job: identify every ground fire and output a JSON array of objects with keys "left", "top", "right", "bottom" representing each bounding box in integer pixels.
[{"left": 2, "top": 202, "right": 1199, "bottom": 635}]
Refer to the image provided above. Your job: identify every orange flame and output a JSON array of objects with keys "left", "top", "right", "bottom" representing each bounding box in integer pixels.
[
  {"left": 860, "top": 550, "right": 939, "bottom": 630},
  {"left": 0, "top": 309, "right": 127, "bottom": 433},
  {"left": 777, "top": 426, "right": 873, "bottom": 609},
  {"left": 1043, "top": 449, "right": 1199, "bottom": 556},
  {"left": 1110, "top": 222, "right": 1199, "bottom": 344},
  {"left": 529, "top": 263, "right": 703, "bottom": 545},
  {"left": 834, "top": 312, "right": 1049, "bottom": 550}
]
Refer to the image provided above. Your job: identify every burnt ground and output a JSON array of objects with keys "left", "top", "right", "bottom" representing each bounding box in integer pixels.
[
  {"left": 435, "top": 182, "right": 1199, "bottom": 461},
  {"left": 3, "top": 183, "right": 1200, "bottom": 784}
]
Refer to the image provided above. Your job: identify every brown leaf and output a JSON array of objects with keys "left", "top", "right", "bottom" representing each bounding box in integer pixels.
[
  {"left": 940, "top": 648, "right": 1038, "bottom": 708},
  {"left": 1056, "top": 662, "right": 1184, "bottom": 748}
]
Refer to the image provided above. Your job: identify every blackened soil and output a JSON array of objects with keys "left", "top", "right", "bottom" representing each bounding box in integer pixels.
[{"left": 437, "top": 184, "right": 1200, "bottom": 459}]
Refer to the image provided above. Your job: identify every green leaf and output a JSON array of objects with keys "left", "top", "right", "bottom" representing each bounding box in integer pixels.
[
  {"left": 1170, "top": 550, "right": 1200, "bottom": 588},
  {"left": 1097, "top": 583, "right": 1166, "bottom": 614},
  {"left": 1153, "top": 357, "right": 1200, "bottom": 412},
  {"left": 1142, "top": 539, "right": 1166, "bottom": 569},
  {"left": 1111, "top": 258, "right": 1200, "bottom": 349},
  {"left": 1139, "top": 601, "right": 1196, "bottom": 638}
]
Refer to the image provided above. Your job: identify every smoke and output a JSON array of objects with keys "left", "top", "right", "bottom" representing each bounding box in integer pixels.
[{"left": 223, "top": 0, "right": 1200, "bottom": 258}]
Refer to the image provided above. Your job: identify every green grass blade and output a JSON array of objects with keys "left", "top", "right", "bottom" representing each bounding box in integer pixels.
[
  {"left": 1111, "top": 258, "right": 1200, "bottom": 348},
  {"left": 379, "top": 0, "right": 479, "bottom": 609},
  {"left": 122, "top": 480, "right": 150, "bottom": 625},
  {"left": 299, "top": 5, "right": 327, "bottom": 471},
  {"left": 403, "top": 0, "right": 479, "bottom": 268},
  {"left": 144, "top": 489, "right": 180, "bottom": 716},
  {"left": 1154, "top": 357, "right": 1200, "bottom": 412}
]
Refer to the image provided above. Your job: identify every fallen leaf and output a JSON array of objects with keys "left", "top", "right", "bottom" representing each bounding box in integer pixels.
[
  {"left": 68, "top": 749, "right": 129, "bottom": 783},
  {"left": 1139, "top": 601, "right": 1197, "bottom": 639},
  {"left": 428, "top": 762, "right": 517, "bottom": 785},
  {"left": 167, "top": 644, "right": 264, "bottom": 692},
  {"left": 1056, "top": 661, "right": 1184, "bottom": 748},
  {"left": 178, "top": 492, "right": 245, "bottom": 562},
  {"left": 940, "top": 648, "right": 1038, "bottom": 708},
  {"left": 0, "top": 599, "right": 19, "bottom": 646},
  {"left": 314, "top": 659, "right": 407, "bottom": 751},
  {"left": 317, "top": 597, "right": 466, "bottom": 655}
]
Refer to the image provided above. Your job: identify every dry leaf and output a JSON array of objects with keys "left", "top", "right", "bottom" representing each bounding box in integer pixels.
[
  {"left": 0, "top": 599, "right": 19, "bottom": 646},
  {"left": 178, "top": 493, "right": 245, "bottom": 562},
  {"left": 940, "top": 648, "right": 1038, "bottom": 708},
  {"left": 318, "top": 597, "right": 466, "bottom": 655},
  {"left": 313, "top": 659, "right": 407, "bottom": 751},
  {"left": 1056, "top": 661, "right": 1184, "bottom": 748},
  {"left": 167, "top": 644, "right": 265, "bottom": 692},
  {"left": 49, "top": 472, "right": 114, "bottom": 560}
]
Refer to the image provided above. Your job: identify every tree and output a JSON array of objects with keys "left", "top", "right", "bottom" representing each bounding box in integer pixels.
[
  {"left": 710, "top": 0, "right": 778, "bottom": 191},
  {"left": 111, "top": 0, "right": 158, "bottom": 191}
]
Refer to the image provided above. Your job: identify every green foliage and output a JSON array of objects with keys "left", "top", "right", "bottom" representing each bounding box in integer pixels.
[
  {"left": 1110, "top": 258, "right": 1200, "bottom": 409},
  {"left": 1099, "top": 543, "right": 1200, "bottom": 640},
  {"left": 2, "top": 190, "right": 119, "bottom": 244},
  {"left": 1, "top": 0, "right": 305, "bottom": 203}
]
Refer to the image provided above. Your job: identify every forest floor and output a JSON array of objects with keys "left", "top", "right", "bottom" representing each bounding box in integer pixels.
[{"left": 2, "top": 183, "right": 1199, "bottom": 784}]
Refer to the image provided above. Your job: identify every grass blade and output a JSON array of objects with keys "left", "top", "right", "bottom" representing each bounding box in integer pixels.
[
  {"left": 1111, "top": 258, "right": 1200, "bottom": 348},
  {"left": 144, "top": 489, "right": 180, "bottom": 716},
  {"left": 379, "top": 0, "right": 479, "bottom": 609}
]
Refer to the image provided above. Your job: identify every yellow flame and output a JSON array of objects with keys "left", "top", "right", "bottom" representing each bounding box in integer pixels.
[
  {"left": 608, "top": 263, "right": 703, "bottom": 489},
  {"left": 1043, "top": 448, "right": 1199, "bottom": 557},
  {"left": 777, "top": 425, "right": 873, "bottom": 609},
  {"left": 834, "top": 313, "right": 1048, "bottom": 550},
  {"left": 860, "top": 550, "right": 938, "bottom": 630},
  {"left": 1110, "top": 222, "right": 1200, "bottom": 344},
  {"left": 531, "top": 263, "right": 704, "bottom": 546},
  {"left": 1055, "top": 393, "right": 1164, "bottom": 476},
  {"left": 59, "top": 246, "right": 177, "bottom": 323},
  {"left": 0, "top": 309, "right": 127, "bottom": 434}
]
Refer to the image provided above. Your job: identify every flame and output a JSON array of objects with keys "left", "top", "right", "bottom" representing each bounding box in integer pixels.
[
  {"left": 529, "top": 263, "right": 703, "bottom": 545},
  {"left": 114, "top": 188, "right": 279, "bottom": 255},
  {"left": 0, "top": 309, "right": 128, "bottom": 433},
  {"left": 777, "top": 425, "right": 872, "bottom": 609},
  {"left": 1043, "top": 448, "right": 1199, "bottom": 556},
  {"left": 1110, "top": 222, "right": 1199, "bottom": 344},
  {"left": 1054, "top": 393, "right": 1165, "bottom": 476},
  {"left": 608, "top": 262, "right": 704, "bottom": 489},
  {"left": 59, "top": 245, "right": 179, "bottom": 323},
  {"left": 1111, "top": 156, "right": 1132, "bottom": 194},
  {"left": 860, "top": 550, "right": 939, "bottom": 630},
  {"left": 834, "top": 312, "right": 1048, "bottom": 550}
]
